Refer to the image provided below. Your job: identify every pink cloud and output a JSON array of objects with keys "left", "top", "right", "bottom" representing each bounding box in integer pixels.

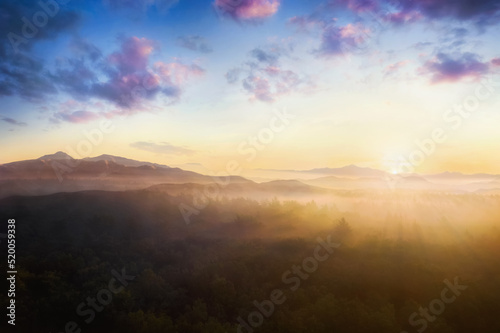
[
  {"left": 384, "top": 60, "right": 411, "bottom": 76},
  {"left": 491, "top": 58, "right": 500, "bottom": 66},
  {"left": 264, "top": 66, "right": 281, "bottom": 76},
  {"left": 50, "top": 36, "right": 205, "bottom": 122},
  {"left": 244, "top": 76, "right": 274, "bottom": 102},
  {"left": 154, "top": 62, "right": 205, "bottom": 86},
  {"left": 215, "top": 0, "right": 280, "bottom": 21},
  {"left": 91, "top": 37, "right": 204, "bottom": 109},
  {"left": 383, "top": 10, "right": 422, "bottom": 24},
  {"left": 337, "top": 0, "right": 378, "bottom": 13},
  {"left": 316, "top": 23, "right": 371, "bottom": 57}
]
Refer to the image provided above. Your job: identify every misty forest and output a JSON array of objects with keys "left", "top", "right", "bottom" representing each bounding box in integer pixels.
[{"left": 1, "top": 168, "right": 500, "bottom": 332}]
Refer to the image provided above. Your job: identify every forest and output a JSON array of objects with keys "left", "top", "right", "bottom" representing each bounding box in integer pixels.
[{"left": 1, "top": 189, "right": 499, "bottom": 332}]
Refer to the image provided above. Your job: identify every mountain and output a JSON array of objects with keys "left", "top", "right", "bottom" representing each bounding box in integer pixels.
[
  {"left": 147, "top": 179, "right": 328, "bottom": 203},
  {"left": 251, "top": 165, "right": 388, "bottom": 180},
  {"left": 84, "top": 154, "right": 171, "bottom": 169},
  {"left": 0, "top": 152, "right": 251, "bottom": 198},
  {"left": 305, "top": 165, "right": 387, "bottom": 178},
  {"left": 302, "top": 174, "right": 442, "bottom": 191},
  {"left": 423, "top": 171, "right": 498, "bottom": 184},
  {"left": 38, "top": 151, "right": 74, "bottom": 160},
  {"left": 2, "top": 153, "right": 499, "bottom": 198}
]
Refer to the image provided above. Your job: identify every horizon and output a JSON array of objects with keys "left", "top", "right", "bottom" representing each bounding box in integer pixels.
[{"left": 4, "top": 150, "right": 499, "bottom": 177}]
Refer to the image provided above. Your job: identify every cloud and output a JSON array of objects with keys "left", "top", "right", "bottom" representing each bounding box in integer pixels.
[
  {"left": 1, "top": 117, "right": 27, "bottom": 126},
  {"left": 390, "top": 0, "right": 500, "bottom": 24},
  {"left": 302, "top": 0, "right": 500, "bottom": 35},
  {"left": 0, "top": 0, "right": 80, "bottom": 101},
  {"left": 242, "top": 75, "right": 274, "bottom": 102},
  {"left": 154, "top": 61, "right": 205, "bottom": 86},
  {"left": 52, "top": 58, "right": 98, "bottom": 99},
  {"left": 413, "top": 42, "right": 433, "bottom": 50},
  {"left": 227, "top": 42, "right": 315, "bottom": 102},
  {"left": 382, "top": 10, "right": 422, "bottom": 25},
  {"left": 177, "top": 35, "right": 213, "bottom": 53},
  {"left": 337, "top": 0, "right": 500, "bottom": 27},
  {"left": 315, "top": 23, "right": 371, "bottom": 58},
  {"left": 70, "top": 37, "right": 103, "bottom": 62},
  {"left": 130, "top": 141, "right": 195, "bottom": 155},
  {"left": 242, "top": 66, "right": 308, "bottom": 102},
  {"left": 53, "top": 110, "right": 101, "bottom": 124},
  {"left": 0, "top": 54, "right": 57, "bottom": 101},
  {"left": 104, "top": 0, "right": 179, "bottom": 15},
  {"left": 335, "top": 0, "right": 378, "bottom": 13},
  {"left": 0, "top": 3, "right": 203, "bottom": 119},
  {"left": 420, "top": 52, "right": 490, "bottom": 83},
  {"left": 491, "top": 58, "right": 500, "bottom": 67},
  {"left": 225, "top": 68, "right": 242, "bottom": 84},
  {"left": 50, "top": 36, "right": 205, "bottom": 116},
  {"left": 383, "top": 60, "right": 411, "bottom": 77},
  {"left": 289, "top": 11, "right": 374, "bottom": 59},
  {"left": 0, "top": 0, "right": 80, "bottom": 55},
  {"left": 347, "top": 0, "right": 500, "bottom": 29},
  {"left": 108, "top": 37, "right": 156, "bottom": 74},
  {"left": 250, "top": 47, "right": 283, "bottom": 65},
  {"left": 288, "top": 16, "right": 323, "bottom": 33},
  {"left": 214, "top": 0, "right": 280, "bottom": 21}
]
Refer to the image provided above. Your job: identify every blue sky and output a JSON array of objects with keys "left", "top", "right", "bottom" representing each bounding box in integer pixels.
[{"left": 1, "top": 0, "right": 500, "bottom": 174}]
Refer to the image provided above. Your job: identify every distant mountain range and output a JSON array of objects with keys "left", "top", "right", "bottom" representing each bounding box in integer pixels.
[
  {"left": 0, "top": 152, "right": 250, "bottom": 198},
  {"left": 0, "top": 152, "right": 499, "bottom": 198},
  {"left": 84, "top": 154, "right": 172, "bottom": 169},
  {"left": 256, "top": 165, "right": 498, "bottom": 181}
]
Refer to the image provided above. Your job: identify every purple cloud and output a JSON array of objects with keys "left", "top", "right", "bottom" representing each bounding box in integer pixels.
[
  {"left": 312, "top": 0, "right": 500, "bottom": 30},
  {"left": 392, "top": 0, "right": 500, "bottom": 23},
  {"left": 214, "top": 0, "right": 280, "bottom": 21},
  {"left": 1, "top": 117, "right": 27, "bottom": 126},
  {"left": 50, "top": 36, "right": 205, "bottom": 118},
  {"left": 228, "top": 43, "right": 315, "bottom": 102},
  {"left": 383, "top": 10, "right": 422, "bottom": 25},
  {"left": 108, "top": 37, "right": 156, "bottom": 74},
  {"left": 420, "top": 52, "right": 490, "bottom": 83},
  {"left": 53, "top": 110, "right": 101, "bottom": 124}
]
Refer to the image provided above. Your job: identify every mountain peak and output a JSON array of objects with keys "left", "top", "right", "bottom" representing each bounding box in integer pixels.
[
  {"left": 38, "top": 151, "right": 74, "bottom": 160},
  {"left": 84, "top": 154, "right": 170, "bottom": 169}
]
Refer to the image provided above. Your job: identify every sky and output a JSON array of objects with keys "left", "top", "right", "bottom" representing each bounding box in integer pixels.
[{"left": 1, "top": 0, "right": 500, "bottom": 174}]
